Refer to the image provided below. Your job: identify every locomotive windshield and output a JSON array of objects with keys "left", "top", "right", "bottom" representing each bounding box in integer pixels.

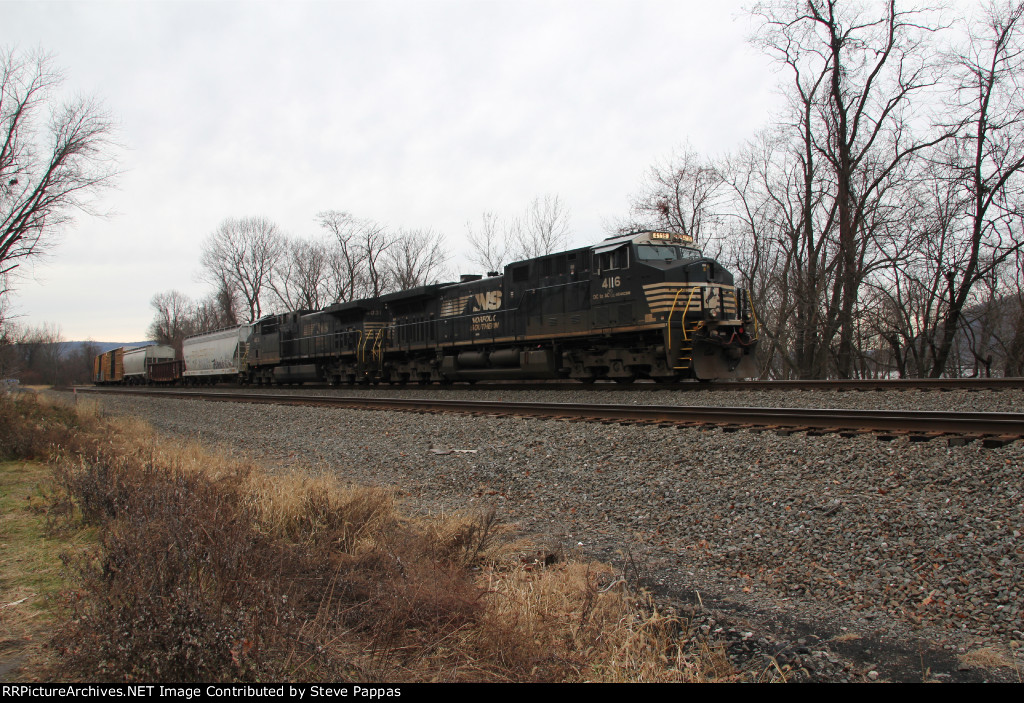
[{"left": 635, "top": 244, "right": 701, "bottom": 261}]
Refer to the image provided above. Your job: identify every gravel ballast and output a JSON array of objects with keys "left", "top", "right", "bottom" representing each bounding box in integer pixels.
[{"left": 78, "top": 389, "right": 1024, "bottom": 682}]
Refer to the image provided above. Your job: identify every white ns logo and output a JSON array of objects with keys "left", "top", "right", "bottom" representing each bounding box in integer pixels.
[{"left": 474, "top": 291, "right": 502, "bottom": 311}]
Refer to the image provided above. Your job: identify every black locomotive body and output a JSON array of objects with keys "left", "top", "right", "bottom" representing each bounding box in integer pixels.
[{"left": 246, "top": 231, "right": 759, "bottom": 385}]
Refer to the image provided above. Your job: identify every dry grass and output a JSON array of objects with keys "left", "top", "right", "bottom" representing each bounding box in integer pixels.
[
  {"left": 245, "top": 472, "right": 397, "bottom": 551},
  {"left": 464, "top": 561, "right": 737, "bottom": 682},
  {"left": 0, "top": 391, "right": 740, "bottom": 683},
  {"left": 958, "top": 646, "right": 1015, "bottom": 670},
  {"left": 0, "top": 392, "right": 101, "bottom": 462}
]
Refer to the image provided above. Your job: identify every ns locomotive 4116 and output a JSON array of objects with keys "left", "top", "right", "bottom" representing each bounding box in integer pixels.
[{"left": 242, "top": 230, "right": 758, "bottom": 385}]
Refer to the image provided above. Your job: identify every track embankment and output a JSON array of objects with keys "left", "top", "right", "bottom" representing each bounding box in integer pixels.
[{"left": 76, "top": 389, "right": 1024, "bottom": 682}]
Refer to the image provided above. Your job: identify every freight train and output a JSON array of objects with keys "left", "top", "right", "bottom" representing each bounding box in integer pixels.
[
  {"left": 96, "top": 231, "right": 759, "bottom": 386},
  {"left": 93, "top": 344, "right": 175, "bottom": 385}
]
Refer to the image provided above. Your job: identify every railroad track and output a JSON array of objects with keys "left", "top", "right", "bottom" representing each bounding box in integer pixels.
[
  {"left": 439, "top": 377, "right": 1024, "bottom": 392},
  {"left": 77, "top": 376, "right": 1024, "bottom": 394},
  {"left": 509, "top": 377, "right": 1024, "bottom": 392},
  {"left": 79, "top": 387, "right": 1024, "bottom": 447},
  {"left": 685, "top": 377, "right": 1024, "bottom": 392}
]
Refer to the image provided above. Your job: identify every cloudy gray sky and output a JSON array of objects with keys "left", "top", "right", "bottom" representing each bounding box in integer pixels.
[{"left": 3, "top": 0, "right": 782, "bottom": 341}]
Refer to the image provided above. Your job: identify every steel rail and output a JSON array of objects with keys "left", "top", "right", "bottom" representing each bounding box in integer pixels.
[
  {"left": 454, "top": 377, "right": 1024, "bottom": 392},
  {"left": 79, "top": 387, "right": 1024, "bottom": 439},
  {"left": 701, "top": 378, "right": 1024, "bottom": 391},
  {"left": 76, "top": 376, "right": 1024, "bottom": 394}
]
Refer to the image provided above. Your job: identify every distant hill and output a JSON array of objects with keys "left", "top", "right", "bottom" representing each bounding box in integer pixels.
[
  {"left": 63, "top": 341, "right": 154, "bottom": 355},
  {"left": 2, "top": 340, "right": 154, "bottom": 386}
]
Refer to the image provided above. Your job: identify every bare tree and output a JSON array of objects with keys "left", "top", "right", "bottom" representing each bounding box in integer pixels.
[
  {"left": 66, "top": 339, "right": 99, "bottom": 386},
  {"left": 191, "top": 291, "right": 237, "bottom": 335},
  {"left": 212, "top": 279, "right": 239, "bottom": 327},
  {"left": 752, "top": 0, "right": 950, "bottom": 377},
  {"left": 148, "top": 290, "right": 195, "bottom": 353},
  {"left": 148, "top": 287, "right": 239, "bottom": 355},
  {"left": 0, "top": 48, "right": 117, "bottom": 297},
  {"left": 0, "top": 296, "right": 17, "bottom": 378},
  {"left": 721, "top": 130, "right": 827, "bottom": 378},
  {"left": 199, "top": 217, "right": 285, "bottom": 323},
  {"left": 269, "top": 236, "right": 334, "bottom": 311},
  {"left": 385, "top": 228, "right": 450, "bottom": 290},
  {"left": 928, "top": 0, "right": 1024, "bottom": 376},
  {"left": 465, "top": 211, "right": 510, "bottom": 272},
  {"left": 317, "top": 210, "right": 365, "bottom": 304},
  {"left": 995, "top": 247, "right": 1024, "bottom": 375},
  {"left": 629, "top": 146, "right": 726, "bottom": 245},
  {"left": 354, "top": 218, "right": 395, "bottom": 297},
  {"left": 512, "top": 194, "right": 570, "bottom": 260},
  {"left": 8, "top": 321, "right": 64, "bottom": 385}
]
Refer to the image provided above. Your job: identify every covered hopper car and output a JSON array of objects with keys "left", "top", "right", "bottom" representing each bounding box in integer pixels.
[
  {"left": 181, "top": 325, "right": 252, "bottom": 384},
  {"left": 122, "top": 345, "right": 175, "bottom": 385}
]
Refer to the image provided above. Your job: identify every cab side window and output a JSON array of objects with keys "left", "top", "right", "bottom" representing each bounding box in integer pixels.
[{"left": 598, "top": 246, "right": 628, "bottom": 272}]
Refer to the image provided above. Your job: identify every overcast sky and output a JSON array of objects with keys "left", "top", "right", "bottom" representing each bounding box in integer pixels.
[{"left": 3, "top": 0, "right": 783, "bottom": 342}]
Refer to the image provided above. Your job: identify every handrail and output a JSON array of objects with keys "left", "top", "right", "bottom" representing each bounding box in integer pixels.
[
  {"left": 372, "top": 328, "right": 386, "bottom": 367},
  {"left": 665, "top": 287, "right": 700, "bottom": 360},
  {"left": 746, "top": 289, "right": 760, "bottom": 341}
]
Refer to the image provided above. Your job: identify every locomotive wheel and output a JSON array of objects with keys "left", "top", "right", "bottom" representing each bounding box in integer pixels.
[{"left": 613, "top": 376, "right": 636, "bottom": 385}]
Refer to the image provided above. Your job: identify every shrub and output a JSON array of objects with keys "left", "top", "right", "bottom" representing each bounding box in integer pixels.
[{"left": 17, "top": 392, "right": 731, "bottom": 682}]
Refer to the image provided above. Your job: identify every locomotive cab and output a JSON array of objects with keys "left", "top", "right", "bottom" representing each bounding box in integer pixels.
[
  {"left": 586, "top": 231, "right": 758, "bottom": 380},
  {"left": 633, "top": 232, "right": 757, "bottom": 379}
]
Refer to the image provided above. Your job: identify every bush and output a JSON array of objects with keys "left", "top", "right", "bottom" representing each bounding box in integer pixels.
[
  {"left": 16, "top": 392, "right": 729, "bottom": 682},
  {"left": 51, "top": 443, "right": 486, "bottom": 681},
  {"left": 59, "top": 461, "right": 288, "bottom": 680},
  {"left": 0, "top": 392, "right": 99, "bottom": 461}
]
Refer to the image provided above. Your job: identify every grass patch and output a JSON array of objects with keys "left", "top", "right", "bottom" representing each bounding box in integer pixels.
[
  {"left": 1, "top": 391, "right": 741, "bottom": 683},
  {"left": 0, "top": 460, "right": 93, "bottom": 680},
  {"left": 958, "top": 646, "right": 1014, "bottom": 670}
]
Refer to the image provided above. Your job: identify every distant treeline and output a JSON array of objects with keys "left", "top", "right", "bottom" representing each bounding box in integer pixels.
[{"left": 0, "top": 325, "right": 137, "bottom": 386}]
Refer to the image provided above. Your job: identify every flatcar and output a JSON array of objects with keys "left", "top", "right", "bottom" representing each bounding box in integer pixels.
[{"left": 245, "top": 230, "right": 758, "bottom": 385}]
